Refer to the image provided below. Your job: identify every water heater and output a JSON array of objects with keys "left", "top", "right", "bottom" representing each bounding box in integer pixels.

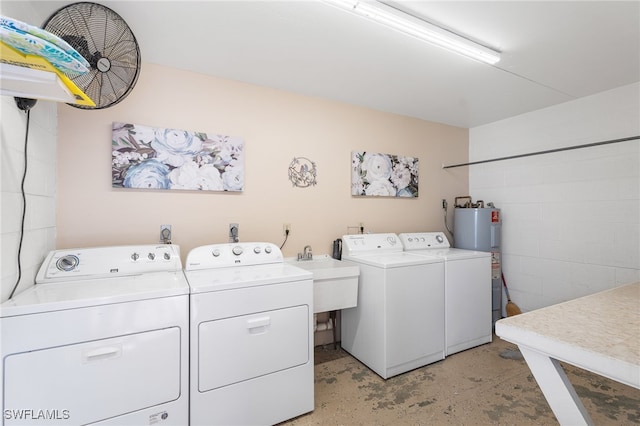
[{"left": 454, "top": 206, "right": 502, "bottom": 324}]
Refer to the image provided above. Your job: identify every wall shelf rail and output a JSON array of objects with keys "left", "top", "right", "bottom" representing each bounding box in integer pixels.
[{"left": 443, "top": 135, "right": 639, "bottom": 169}]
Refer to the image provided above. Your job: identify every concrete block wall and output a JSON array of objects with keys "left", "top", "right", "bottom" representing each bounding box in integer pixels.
[
  {"left": 469, "top": 83, "right": 640, "bottom": 312},
  {"left": 1, "top": 97, "right": 57, "bottom": 301}
]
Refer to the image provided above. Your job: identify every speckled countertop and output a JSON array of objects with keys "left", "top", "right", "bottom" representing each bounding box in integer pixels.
[{"left": 496, "top": 282, "right": 639, "bottom": 388}]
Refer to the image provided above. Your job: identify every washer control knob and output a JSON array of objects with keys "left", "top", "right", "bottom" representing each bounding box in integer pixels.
[
  {"left": 436, "top": 234, "right": 444, "bottom": 243},
  {"left": 56, "top": 255, "right": 79, "bottom": 271},
  {"left": 148, "top": 253, "right": 156, "bottom": 260},
  {"left": 232, "top": 246, "right": 243, "bottom": 256},
  {"left": 164, "top": 252, "right": 171, "bottom": 260},
  {"left": 265, "top": 246, "right": 272, "bottom": 254},
  {"left": 254, "top": 246, "right": 262, "bottom": 254},
  {"left": 131, "top": 252, "right": 140, "bottom": 261},
  {"left": 212, "top": 249, "right": 221, "bottom": 257}
]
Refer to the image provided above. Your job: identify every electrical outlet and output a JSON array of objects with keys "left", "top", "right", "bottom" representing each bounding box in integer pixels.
[
  {"left": 442, "top": 199, "right": 447, "bottom": 209},
  {"left": 283, "top": 223, "right": 291, "bottom": 235},
  {"left": 160, "top": 225, "right": 172, "bottom": 243}
]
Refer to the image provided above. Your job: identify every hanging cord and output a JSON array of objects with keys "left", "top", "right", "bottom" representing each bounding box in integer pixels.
[
  {"left": 8, "top": 99, "right": 36, "bottom": 299},
  {"left": 280, "top": 228, "right": 290, "bottom": 250},
  {"left": 443, "top": 199, "right": 454, "bottom": 239}
]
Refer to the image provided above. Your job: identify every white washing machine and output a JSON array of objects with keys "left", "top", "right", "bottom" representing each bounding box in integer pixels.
[
  {"left": 0, "top": 245, "right": 189, "bottom": 426},
  {"left": 399, "top": 232, "right": 492, "bottom": 356},
  {"left": 340, "top": 233, "right": 444, "bottom": 379},
  {"left": 185, "top": 242, "right": 314, "bottom": 426}
]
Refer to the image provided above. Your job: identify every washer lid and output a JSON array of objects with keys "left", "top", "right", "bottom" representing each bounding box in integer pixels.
[
  {"left": 408, "top": 248, "right": 491, "bottom": 260},
  {"left": 185, "top": 262, "right": 313, "bottom": 294},
  {"left": 342, "top": 251, "right": 441, "bottom": 268},
  {"left": 0, "top": 271, "right": 189, "bottom": 317}
]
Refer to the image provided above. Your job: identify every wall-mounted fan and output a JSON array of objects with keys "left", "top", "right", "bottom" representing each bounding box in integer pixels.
[{"left": 42, "top": 2, "right": 141, "bottom": 109}]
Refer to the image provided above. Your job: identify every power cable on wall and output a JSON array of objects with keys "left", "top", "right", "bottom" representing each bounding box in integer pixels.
[
  {"left": 8, "top": 98, "right": 38, "bottom": 300},
  {"left": 442, "top": 135, "right": 640, "bottom": 169},
  {"left": 280, "top": 228, "right": 290, "bottom": 250}
]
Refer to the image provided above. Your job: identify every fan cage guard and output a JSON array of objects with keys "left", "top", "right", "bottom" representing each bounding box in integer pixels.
[{"left": 42, "top": 2, "right": 141, "bottom": 109}]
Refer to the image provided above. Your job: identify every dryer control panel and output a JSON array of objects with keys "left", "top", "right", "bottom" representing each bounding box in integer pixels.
[
  {"left": 185, "top": 242, "right": 283, "bottom": 270},
  {"left": 399, "top": 232, "right": 451, "bottom": 250},
  {"left": 36, "top": 245, "right": 182, "bottom": 282}
]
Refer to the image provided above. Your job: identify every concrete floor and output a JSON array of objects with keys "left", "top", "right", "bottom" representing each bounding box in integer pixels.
[{"left": 283, "top": 336, "right": 640, "bottom": 425}]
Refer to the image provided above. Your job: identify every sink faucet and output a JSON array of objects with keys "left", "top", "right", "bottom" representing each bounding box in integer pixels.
[{"left": 298, "top": 245, "right": 313, "bottom": 261}]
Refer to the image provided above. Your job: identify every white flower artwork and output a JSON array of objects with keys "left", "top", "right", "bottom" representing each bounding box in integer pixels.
[
  {"left": 351, "top": 151, "right": 419, "bottom": 197},
  {"left": 112, "top": 122, "right": 244, "bottom": 191}
]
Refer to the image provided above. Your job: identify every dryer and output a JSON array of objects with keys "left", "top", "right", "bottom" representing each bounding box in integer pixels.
[
  {"left": 185, "top": 242, "right": 314, "bottom": 426},
  {"left": 399, "top": 232, "right": 492, "bottom": 356},
  {"left": 0, "top": 245, "right": 189, "bottom": 426},
  {"left": 340, "top": 233, "right": 444, "bottom": 379}
]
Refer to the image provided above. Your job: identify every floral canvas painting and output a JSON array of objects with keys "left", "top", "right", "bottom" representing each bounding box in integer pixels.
[
  {"left": 112, "top": 122, "right": 244, "bottom": 191},
  {"left": 351, "top": 151, "right": 419, "bottom": 197}
]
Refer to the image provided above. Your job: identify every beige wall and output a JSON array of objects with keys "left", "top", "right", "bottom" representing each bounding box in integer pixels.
[{"left": 57, "top": 63, "right": 468, "bottom": 261}]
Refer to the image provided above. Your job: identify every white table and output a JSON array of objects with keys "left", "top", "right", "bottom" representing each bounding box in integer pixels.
[{"left": 495, "top": 282, "right": 640, "bottom": 425}]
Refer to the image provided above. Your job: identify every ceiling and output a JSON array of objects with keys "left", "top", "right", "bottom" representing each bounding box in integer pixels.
[{"left": 7, "top": 1, "right": 640, "bottom": 128}]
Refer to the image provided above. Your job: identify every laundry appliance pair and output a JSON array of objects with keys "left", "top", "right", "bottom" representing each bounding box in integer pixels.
[
  {"left": 1, "top": 242, "right": 314, "bottom": 426},
  {"left": 340, "top": 232, "right": 491, "bottom": 380}
]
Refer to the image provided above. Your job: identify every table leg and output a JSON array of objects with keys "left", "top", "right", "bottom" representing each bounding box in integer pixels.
[
  {"left": 519, "top": 346, "right": 593, "bottom": 426},
  {"left": 330, "top": 310, "right": 337, "bottom": 350}
]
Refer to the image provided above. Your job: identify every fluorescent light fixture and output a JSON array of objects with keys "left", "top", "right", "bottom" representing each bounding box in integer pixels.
[{"left": 322, "top": 0, "right": 501, "bottom": 64}]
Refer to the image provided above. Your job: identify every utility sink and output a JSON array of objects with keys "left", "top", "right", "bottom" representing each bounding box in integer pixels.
[{"left": 286, "top": 255, "right": 359, "bottom": 313}]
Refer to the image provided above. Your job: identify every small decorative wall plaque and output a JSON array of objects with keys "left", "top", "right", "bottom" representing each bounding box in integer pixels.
[
  {"left": 288, "top": 157, "right": 317, "bottom": 188},
  {"left": 112, "top": 122, "right": 244, "bottom": 191},
  {"left": 351, "top": 151, "right": 418, "bottom": 197}
]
